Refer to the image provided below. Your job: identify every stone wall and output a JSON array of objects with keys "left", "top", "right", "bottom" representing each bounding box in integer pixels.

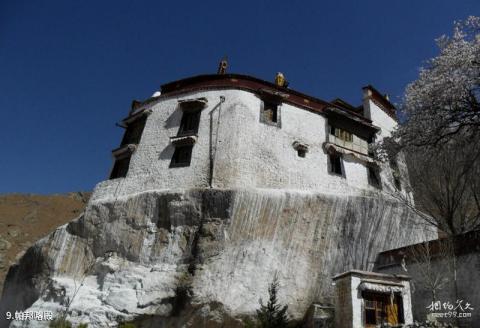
[{"left": 334, "top": 276, "right": 352, "bottom": 328}]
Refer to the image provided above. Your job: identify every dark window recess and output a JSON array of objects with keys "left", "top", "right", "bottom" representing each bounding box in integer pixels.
[
  {"left": 330, "top": 125, "right": 335, "bottom": 135},
  {"left": 110, "top": 156, "right": 131, "bottom": 179},
  {"left": 396, "top": 294, "right": 405, "bottom": 324},
  {"left": 260, "top": 100, "right": 280, "bottom": 126},
  {"left": 390, "top": 159, "right": 402, "bottom": 190},
  {"left": 170, "top": 145, "right": 193, "bottom": 167},
  {"left": 121, "top": 117, "right": 146, "bottom": 146},
  {"left": 297, "top": 148, "right": 306, "bottom": 158},
  {"left": 110, "top": 116, "right": 145, "bottom": 180},
  {"left": 329, "top": 154, "right": 343, "bottom": 175},
  {"left": 364, "top": 299, "right": 377, "bottom": 325},
  {"left": 362, "top": 291, "right": 403, "bottom": 326},
  {"left": 264, "top": 102, "right": 278, "bottom": 123},
  {"left": 393, "top": 175, "right": 402, "bottom": 190},
  {"left": 368, "top": 166, "right": 382, "bottom": 188},
  {"left": 178, "top": 110, "right": 201, "bottom": 135}
]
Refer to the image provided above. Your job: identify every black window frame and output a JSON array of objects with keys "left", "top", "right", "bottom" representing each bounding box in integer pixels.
[
  {"left": 389, "top": 158, "right": 402, "bottom": 191},
  {"left": 260, "top": 99, "right": 281, "bottom": 127},
  {"left": 110, "top": 155, "right": 131, "bottom": 179},
  {"left": 120, "top": 116, "right": 147, "bottom": 146},
  {"left": 367, "top": 165, "right": 382, "bottom": 189},
  {"left": 297, "top": 148, "right": 306, "bottom": 158},
  {"left": 110, "top": 115, "right": 147, "bottom": 180},
  {"left": 178, "top": 110, "right": 201, "bottom": 136},
  {"left": 362, "top": 291, "right": 404, "bottom": 326},
  {"left": 328, "top": 153, "right": 344, "bottom": 176},
  {"left": 170, "top": 145, "right": 194, "bottom": 168}
]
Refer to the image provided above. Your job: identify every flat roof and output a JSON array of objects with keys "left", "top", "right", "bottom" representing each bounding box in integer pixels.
[{"left": 332, "top": 269, "right": 410, "bottom": 281}]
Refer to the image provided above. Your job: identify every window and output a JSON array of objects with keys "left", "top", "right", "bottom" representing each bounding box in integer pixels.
[
  {"left": 170, "top": 109, "right": 201, "bottom": 168},
  {"left": 364, "top": 299, "right": 378, "bottom": 325},
  {"left": 368, "top": 165, "right": 382, "bottom": 188},
  {"left": 330, "top": 126, "right": 353, "bottom": 142},
  {"left": 389, "top": 159, "right": 402, "bottom": 190},
  {"left": 363, "top": 292, "right": 404, "bottom": 327},
  {"left": 329, "top": 154, "right": 343, "bottom": 176},
  {"left": 170, "top": 145, "right": 193, "bottom": 167},
  {"left": 260, "top": 100, "right": 280, "bottom": 126},
  {"left": 110, "top": 116, "right": 146, "bottom": 180},
  {"left": 393, "top": 177, "right": 402, "bottom": 190},
  {"left": 178, "top": 110, "right": 201, "bottom": 135},
  {"left": 110, "top": 156, "right": 131, "bottom": 179},
  {"left": 121, "top": 117, "right": 146, "bottom": 146}
]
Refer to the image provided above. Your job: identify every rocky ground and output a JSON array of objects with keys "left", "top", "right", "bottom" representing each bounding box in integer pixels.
[{"left": 0, "top": 192, "right": 90, "bottom": 295}]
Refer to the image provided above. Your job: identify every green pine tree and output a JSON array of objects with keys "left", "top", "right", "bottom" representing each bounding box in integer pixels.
[{"left": 255, "top": 274, "right": 289, "bottom": 328}]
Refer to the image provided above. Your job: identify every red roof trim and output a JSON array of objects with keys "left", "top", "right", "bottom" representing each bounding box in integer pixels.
[
  {"left": 160, "top": 74, "right": 373, "bottom": 124},
  {"left": 363, "top": 85, "right": 397, "bottom": 120}
]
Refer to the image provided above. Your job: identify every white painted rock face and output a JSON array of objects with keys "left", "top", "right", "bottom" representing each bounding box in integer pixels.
[{"left": 0, "top": 188, "right": 435, "bottom": 327}]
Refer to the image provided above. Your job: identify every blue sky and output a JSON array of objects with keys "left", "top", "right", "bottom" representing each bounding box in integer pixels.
[{"left": 1, "top": 0, "right": 478, "bottom": 194}]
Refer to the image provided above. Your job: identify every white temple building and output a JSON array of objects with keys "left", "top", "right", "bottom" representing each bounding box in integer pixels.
[
  {"left": 93, "top": 72, "right": 407, "bottom": 202},
  {"left": 1, "top": 70, "right": 436, "bottom": 328}
]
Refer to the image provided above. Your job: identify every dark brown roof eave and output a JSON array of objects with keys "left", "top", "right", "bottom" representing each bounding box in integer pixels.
[
  {"left": 161, "top": 73, "right": 333, "bottom": 106},
  {"left": 362, "top": 84, "right": 398, "bottom": 121},
  {"left": 161, "top": 73, "right": 374, "bottom": 120},
  {"left": 325, "top": 106, "right": 380, "bottom": 132},
  {"left": 128, "top": 73, "right": 377, "bottom": 129}
]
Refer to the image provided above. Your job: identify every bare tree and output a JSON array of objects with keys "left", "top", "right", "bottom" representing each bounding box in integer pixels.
[
  {"left": 374, "top": 121, "right": 480, "bottom": 237},
  {"left": 385, "top": 135, "right": 480, "bottom": 236},
  {"left": 379, "top": 136, "right": 479, "bottom": 327},
  {"left": 407, "top": 238, "right": 455, "bottom": 302}
]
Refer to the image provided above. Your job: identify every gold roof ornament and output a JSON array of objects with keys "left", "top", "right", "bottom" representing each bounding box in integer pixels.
[{"left": 275, "top": 72, "right": 289, "bottom": 87}]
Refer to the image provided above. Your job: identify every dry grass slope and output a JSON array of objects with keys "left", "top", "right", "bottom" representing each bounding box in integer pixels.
[{"left": 0, "top": 192, "right": 90, "bottom": 294}]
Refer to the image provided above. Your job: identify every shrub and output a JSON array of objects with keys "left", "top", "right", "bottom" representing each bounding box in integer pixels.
[
  {"left": 255, "top": 275, "right": 290, "bottom": 328},
  {"left": 49, "top": 317, "right": 72, "bottom": 328}
]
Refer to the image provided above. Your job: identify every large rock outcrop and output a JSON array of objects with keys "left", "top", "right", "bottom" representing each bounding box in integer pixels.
[{"left": 0, "top": 188, "right": 434, "bottom": 327}]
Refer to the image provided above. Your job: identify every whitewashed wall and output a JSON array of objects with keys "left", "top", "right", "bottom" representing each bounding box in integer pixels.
[
  {"left": 363, "top": 97, "right": 397, "bottom": 139},
  {"left": 92, "top": 89, "right": 400, "bottom": 202},
  {"left": 362, "top": 95, "right": 413, "bottom": 198}
]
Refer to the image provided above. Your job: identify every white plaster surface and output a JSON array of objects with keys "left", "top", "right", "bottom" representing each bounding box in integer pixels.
[
  {"left": 362, "top": 96, "right": 397, "bottom": 139},
  {"left": 92, "top": 89, "right": 403, "bottom": 203}
]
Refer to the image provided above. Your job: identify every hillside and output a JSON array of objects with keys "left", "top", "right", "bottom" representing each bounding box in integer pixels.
[{"left": 0, "top": 192, "right": 90, "bottom": 295}]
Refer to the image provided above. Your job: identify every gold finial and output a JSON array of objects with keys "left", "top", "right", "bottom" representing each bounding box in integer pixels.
[
  {"left": 217, "top": 57, "right": 228, "bottom": 74},
  {"left": 275, "top": 72, "right": 288, "bottom": 87}
]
